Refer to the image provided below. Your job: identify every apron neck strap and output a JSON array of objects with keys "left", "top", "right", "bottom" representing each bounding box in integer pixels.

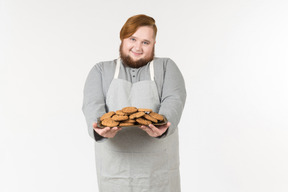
[
  {"left": 149, "top": 60, "right": 154, "bottom": 81},
  {"left": 114, "top": 58, "right": 154, "bottom": 81},
  {"left": 114, "top": 58, "right": 121, "bottom": 79}
]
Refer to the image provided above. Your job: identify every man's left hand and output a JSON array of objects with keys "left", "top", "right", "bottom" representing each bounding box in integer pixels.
[{"left": 140, "top": 122, "right": 171, "bottom": 137}]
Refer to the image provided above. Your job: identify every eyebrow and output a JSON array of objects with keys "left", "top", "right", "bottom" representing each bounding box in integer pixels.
[{"left": 130, "top": 36, "right": 151, "bottom": 43}]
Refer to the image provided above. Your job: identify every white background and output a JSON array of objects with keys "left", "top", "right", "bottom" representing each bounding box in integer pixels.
[{"left": 1, "top": 0, "right": 288, "bottom": 191}]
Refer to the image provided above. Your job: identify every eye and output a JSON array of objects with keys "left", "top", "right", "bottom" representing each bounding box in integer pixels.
[
  {"left": 143, "top": 41, "right": 150, "bottom": 45},
  {"left": 130, "top": 37, "right": 136, "bottom": 41}
]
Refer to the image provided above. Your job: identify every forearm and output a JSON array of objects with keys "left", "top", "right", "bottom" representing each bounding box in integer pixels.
[
  {"left": 82, "top": 99, "right": 106, "bottom": 141},
  {"left": 159, "top": 95, "right": 186, "bottom": 137}
]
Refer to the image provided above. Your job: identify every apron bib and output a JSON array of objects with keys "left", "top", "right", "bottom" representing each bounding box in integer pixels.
[{"left": 95, "top": 58, "right": 172, "bottom": 192}]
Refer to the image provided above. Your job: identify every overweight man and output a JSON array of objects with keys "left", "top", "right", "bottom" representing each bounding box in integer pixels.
[{"left": 82, "top": 14, "right": 186, "bottom": 192}]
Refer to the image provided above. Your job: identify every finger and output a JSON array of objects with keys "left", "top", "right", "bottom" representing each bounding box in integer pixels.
[
  {"left": 140, "top": 125, "right": 148, "bottom": 130},
  {"left": 148, "top": 124, "right": 158, "bottom": 130},
  {"left": 99, "top": 127, "right": 111, "bottom": 136},
  {"left": 158, "top": 122, "right": 170, "bottom": 129},
  {"left": 93, "top": 124, "right": 106, "bottom": 131},
  {"left": 166, "top": 122, "right": 171, "bottom": 128},
  {"left": 148, "top": 124, "right": 161, "bottom": 136},
  {"left": 106, "top": 127, "right": 121, "bottom": 138},
  {"left": 93, "top": 125, "right": 102, "bottom": 132},
  {"left": 140, "top": 125, "right": 152, "bottom": 133},
  {"left": 149, "top": 123, "right": 160, "bottom": 130},
  {"left": 110, "top": 127, "right": 119, "bottom": 133},
  {"left": 145, "top": 127, "right": 157, "bottom": 137},
  {"left": 139, "top": 125, "right": 154, "bottom": 135},
  {"left": 109, "top": 127, "right": 121, "bottom": 133},
  {"left": 111, "top": 126, "right": 122, "bottom": 131}
]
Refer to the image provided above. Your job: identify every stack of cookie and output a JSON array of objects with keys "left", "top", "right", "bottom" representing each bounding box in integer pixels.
[{"left": 99, "top": 107, "right": 165, "bottom": 127}]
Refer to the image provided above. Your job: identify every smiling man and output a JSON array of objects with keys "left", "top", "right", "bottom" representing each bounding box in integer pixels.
[{"left": 82, "top": 14, "right": 186, "bottom": 192}]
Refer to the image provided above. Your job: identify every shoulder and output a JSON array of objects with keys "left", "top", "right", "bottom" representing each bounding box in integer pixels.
[
  {"left": 154, "top": 57, "right": 176, "bottom": 64},
  {"left": 153, "top": 57, "right": 179, "bottom": 71},
  {"left": 154, "top": 57, "right": 178, "bottom": 67},
  {"left": 92, "top": 59, "right": 117, "bottom": 72}
]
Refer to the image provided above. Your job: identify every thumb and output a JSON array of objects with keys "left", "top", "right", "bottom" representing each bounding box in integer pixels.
[
  {"left": 167, "top": 122, "right": 171, "bottom": 127},
  {"left": 93, "top": 122, "right": 97, "bottom": 128}
]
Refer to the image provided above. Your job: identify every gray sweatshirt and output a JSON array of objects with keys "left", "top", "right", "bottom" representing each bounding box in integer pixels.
[{"left": 82, "top": 57, "right": 186, "bottom": 141}]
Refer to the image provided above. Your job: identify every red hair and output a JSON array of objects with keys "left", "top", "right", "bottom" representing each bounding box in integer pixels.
[{"left": 120, "top": 14, "right": 157, "bottom": 41}]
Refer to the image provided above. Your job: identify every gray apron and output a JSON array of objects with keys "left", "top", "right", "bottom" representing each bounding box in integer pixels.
[{"left": 94, "top": 58, "right": 181, "bottom": 192}]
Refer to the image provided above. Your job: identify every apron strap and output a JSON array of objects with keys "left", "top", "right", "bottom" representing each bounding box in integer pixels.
[
  {"left": 114, "top": 58, "right": 121, "bottom": 79},
  {"left": 149, "top": 60, "right": 154, "bottom": 81},
  {"left": 114, "top": 58, "right": 154, "bottom": 81}
]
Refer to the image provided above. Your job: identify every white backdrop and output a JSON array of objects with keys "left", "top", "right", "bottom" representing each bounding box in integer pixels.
[{"left": 1, "top": 0, "right": 288, "bottom": 191}]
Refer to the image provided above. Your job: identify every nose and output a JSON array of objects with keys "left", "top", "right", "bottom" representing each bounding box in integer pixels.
[{"left": 134, "top": 41, "right": 142, "bottom": 51}]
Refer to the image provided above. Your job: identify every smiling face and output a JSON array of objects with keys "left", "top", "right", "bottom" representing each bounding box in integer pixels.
[{"left": 120, "top": 26, "right": 156, "bottom": 68}]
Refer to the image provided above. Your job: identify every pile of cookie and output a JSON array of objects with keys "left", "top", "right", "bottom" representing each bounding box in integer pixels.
[{"left": 99, "top": 107, "right": 165, "bottom": 127}]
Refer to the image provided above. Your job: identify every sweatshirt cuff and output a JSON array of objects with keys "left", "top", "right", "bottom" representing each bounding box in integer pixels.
[{"left": 93, "top": 130, "right": 106, "bottom": 142}]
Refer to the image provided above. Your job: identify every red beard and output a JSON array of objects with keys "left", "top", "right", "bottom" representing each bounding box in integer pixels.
[{"left": 119, "top": 43, "right": 154, "bottom": 68}]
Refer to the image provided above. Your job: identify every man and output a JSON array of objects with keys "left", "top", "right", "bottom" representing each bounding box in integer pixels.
[{"left": 82, "top": 14, "right": 186, "bottom": 192}]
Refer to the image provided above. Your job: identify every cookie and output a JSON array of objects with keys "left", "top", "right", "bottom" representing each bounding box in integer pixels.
[
  {"left": 122, "top": 107, "right": 138, "bottom": 114},
  {"left": 112, "top": 115, "right": 129, "bottom": 121},
  {"left": 122, "top": 119, "right": 136, "bottom": 123},
  {"left": 129, "top": 111, "right": 145, "bottom": 119},
  {"left": 100, "top": 111, "right": 116, "bottom": 121},
  {"left": 138, "top": 108, "right": 153, "bottom": 113},
  {"left": 119, "top": 122, "right": 135, "bottom": 126},
  {"left": 101, "top": 118, "right": 119, "bottom": 127},
  {"left": 149, "top": 112, "right": 164, "bottom": 121},
  {"left": 136, "top": 117, "right": 152, "bottom": 125},
  {"left": 115, "top": 110, "right": 126, "bottom": 116},
  {"left": 143, "top": 114, "right": 158, "bottom": 123}
]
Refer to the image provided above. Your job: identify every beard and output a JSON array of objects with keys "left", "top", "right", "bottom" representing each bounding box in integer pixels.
[{"left": 119, "top": 43, "right": 154, "bottom": 68}]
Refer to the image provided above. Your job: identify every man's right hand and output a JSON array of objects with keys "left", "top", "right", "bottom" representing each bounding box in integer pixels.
[{"left": 93, "top": 122, "right": 122, "bottom": 138}]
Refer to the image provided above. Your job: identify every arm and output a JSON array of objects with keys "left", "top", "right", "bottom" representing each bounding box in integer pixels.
[
  {"left": 158, "top": 59, "right": 186, "bottom": 137},
  {"left": 140, "top": 58, "right": 186, "bottom": 138},
  {"left": 82, "top": 64, "right": 107, "bottom": 142}
]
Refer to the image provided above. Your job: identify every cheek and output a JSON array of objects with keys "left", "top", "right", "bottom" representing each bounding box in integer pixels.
[
  {"left": 122, "top": 41, "right": 132, "bottom": 51},
  {"left": 125, "top": 44, "right": 134, "bottom": 51},
  {"left": 144, "top": 46, "right": 153, "bottom": 55},
  {"left": 122, "top": 45, "right": 131, "bottom": 54}
]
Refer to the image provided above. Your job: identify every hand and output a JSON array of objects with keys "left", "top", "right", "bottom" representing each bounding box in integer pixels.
[
  {"left": 140, "top": 122, "right": 171, "bottom": 137},
  {"left": 93, "top": 122, "right": 122, "bottom": 138}
]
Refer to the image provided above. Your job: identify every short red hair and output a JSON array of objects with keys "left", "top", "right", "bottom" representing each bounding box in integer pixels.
[{"left": 120, "top": 14, "right": 157, "bottom": 41}]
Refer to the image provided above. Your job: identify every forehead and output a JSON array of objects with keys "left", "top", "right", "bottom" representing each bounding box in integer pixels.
[{"left": 130, "top": 26, "right": 155, "bottom": 41}]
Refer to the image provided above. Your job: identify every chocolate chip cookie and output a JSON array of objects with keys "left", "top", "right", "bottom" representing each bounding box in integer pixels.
[
  {"left": 135, "top": 117, "right": 152, "bottom": 125},
  {"left": 138, "top": 108, "right": 153, "bottom": 113},
  {"left": 115, "top": 110, "right": 126, "bottom": 116},
  {"left": 100, "top": 111, "right": 116, "bottom": 121},
  {"left": 111, "top": 115, "right": 129, "bottom": 121},
  {"left": 122, "top": 107, "right": 138, "bottom": 114},
  {"left": 129, "top": 111, "right": 145, "bottom": 119},
  {"left": 101, "top": 118, "right": 119, "bottom": 127},
  {"left": 149, "top": 112, "right": 164, "bottom": 121},
  {"left": 143, "top": 114, "right": 158, "bottom": 123}
]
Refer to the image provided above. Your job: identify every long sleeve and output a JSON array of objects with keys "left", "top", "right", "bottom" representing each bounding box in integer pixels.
[
  {"left": 158, "top": 59, "right": 186, "bottom": 137},
  {"left": 82, "top": 64, "right": 106, "bottom": 142}
]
